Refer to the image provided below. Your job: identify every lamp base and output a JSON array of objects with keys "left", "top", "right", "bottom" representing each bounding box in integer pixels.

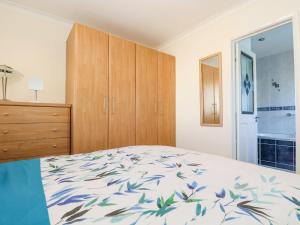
[
  {"left": 29, "top": 100, "right": 41, "bottom": 103},
  {"left": 2, "top": 76, "right": 8, "bottom": 101}
]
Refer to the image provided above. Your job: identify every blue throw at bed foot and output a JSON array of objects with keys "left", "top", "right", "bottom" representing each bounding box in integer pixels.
[{"left": 0, "top": 159, "right": 50, "bottom": 225}]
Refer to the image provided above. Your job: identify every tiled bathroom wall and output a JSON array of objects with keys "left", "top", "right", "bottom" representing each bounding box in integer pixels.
[
  {"left": 258, "top": 138, "right": 296, "bottom": 172},
  {"left": 256, "top": 50, "right": 296, "bottom": 172},
  {"left": 256, "top": 50, "right": 295, "bottom": 135}
]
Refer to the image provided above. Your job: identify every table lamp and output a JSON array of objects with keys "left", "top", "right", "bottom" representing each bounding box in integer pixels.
[
  {"left": 28, "top": 77, "right": 44, "bottom": 102},
  {"left": 0, "top": 65, "right": 20, "bottom": 101}
]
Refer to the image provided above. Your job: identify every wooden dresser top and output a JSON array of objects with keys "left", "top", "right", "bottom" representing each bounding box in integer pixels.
[{"left": 0, "top": 101, "right": 71, "bottom": 108}]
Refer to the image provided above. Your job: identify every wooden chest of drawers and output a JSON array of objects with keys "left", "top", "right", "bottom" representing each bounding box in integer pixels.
[{"left": 0, "top": 101, "right": 71, "bottom": 162}]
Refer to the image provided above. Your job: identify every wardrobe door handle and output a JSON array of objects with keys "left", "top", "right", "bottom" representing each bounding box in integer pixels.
[
  {"left": 103, "top": 96, "right": 108, "bottom": 113},
  {"left": 211, "top": 103, "right": 217, "bottom": 115},
  {"left": 112, "top": 97, "right": 116, "bottom": 114},
  {"left": 154, "top": 101, "right": 158, "bottom": 114},
  {"left": 159, "top": 101, "right": 164, "bottom": 116}
]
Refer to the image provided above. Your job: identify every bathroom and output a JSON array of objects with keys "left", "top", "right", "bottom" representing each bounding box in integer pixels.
[
  {"left": 256, "top": 23, "right": 296, "bottom": 172},
  {"left": 236, "top": 22, "right": 296, "bottom": 172}
]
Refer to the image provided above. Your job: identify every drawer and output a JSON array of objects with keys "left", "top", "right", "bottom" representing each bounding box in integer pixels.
[
  {"left": 0, "top": 123, "right": 70, "bottom": 142},
  {"left": 0, "top": 106, "right": 70, "bottom": 124},
  {"left": 0, "top": 138, "right": 70, "bottom": 161}
]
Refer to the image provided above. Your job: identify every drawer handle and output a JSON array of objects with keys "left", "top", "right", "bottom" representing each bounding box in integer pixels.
[
  {"left": 52, "top": 144, "right": 57, "bottom": 148},
  {"left": 3, "top": 113, "right": 9, "bottom": 116},
  {"left": 52, "top": 113, "right": 59, "bottom": 116},
  {"left": 2, "top": 148, "right": 8, "bottom": 153},
  {"left": 2, "top": 130, "right": 8, "bottom": 134},
  {"left": 52, "top": 128, "right": 58, "bottom": 132}
]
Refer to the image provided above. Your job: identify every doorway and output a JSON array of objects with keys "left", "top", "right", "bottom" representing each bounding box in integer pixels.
[{"left": 234, "top": 21, "right": 297, "bottom": 172}]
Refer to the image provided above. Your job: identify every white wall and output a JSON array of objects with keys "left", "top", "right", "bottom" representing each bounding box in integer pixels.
[
  {"left": 0, "top": 3, "right": 72, "bottom": 103},
  {"left": 161, "top": 0, "right": 300, "bottom": 158}
]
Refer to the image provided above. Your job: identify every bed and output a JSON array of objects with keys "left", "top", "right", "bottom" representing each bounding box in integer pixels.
[{"left": 1, "top": 146, "right": 300, "bottom": 225}]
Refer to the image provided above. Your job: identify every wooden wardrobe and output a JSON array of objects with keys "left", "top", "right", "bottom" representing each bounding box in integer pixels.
[{"left": 67, "top": 24, "right": 175, "bottom": 154}]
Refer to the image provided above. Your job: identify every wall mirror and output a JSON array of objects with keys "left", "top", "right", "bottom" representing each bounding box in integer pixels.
[{"left": 199, "top": 52, "right": 223, "bottom": 126}]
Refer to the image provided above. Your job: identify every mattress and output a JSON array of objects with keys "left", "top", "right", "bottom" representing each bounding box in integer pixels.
[{"left": 1, "top": 146, "right": 300, "bottom": 225}]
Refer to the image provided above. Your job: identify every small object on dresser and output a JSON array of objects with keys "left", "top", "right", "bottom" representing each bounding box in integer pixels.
[
  {"left": 28, "top": 77, "right": 44, "bottom": 102},
  {"left": 0, "top": 65, "right": 21, "bottom": 101}
]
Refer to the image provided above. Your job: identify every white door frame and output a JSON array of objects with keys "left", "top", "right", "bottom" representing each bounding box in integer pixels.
[{"left": 231, "top": 11, "right": 300, "bottom": 174}]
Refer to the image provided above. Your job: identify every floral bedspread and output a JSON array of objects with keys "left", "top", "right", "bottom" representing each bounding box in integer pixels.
[{"left": 41, "top": 146, "right": 300, "bottom": 225}]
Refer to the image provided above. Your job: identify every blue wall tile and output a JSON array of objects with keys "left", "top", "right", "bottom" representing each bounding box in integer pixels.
[
  {"left": 261, "top": 161, "right": 276, "bottom": 167},
  {"left": 257, "top": 107, "right": 270, "bottom": 111},
  {"left": 261, "top": 144, "right": 275, "bottom": 162},
  {"left": 276, "top": 163, "right": 295, "bottom": 172},
  {"left": 276, "top": 140, "right": 294, "bottom": 147},
  {"left": 276, "top": 146, "right": 294, "bottom": 165},
  {"left": 261, "top": 139, "right": 275, "bottom": 144},
  {"left": 257, "top": 105, "right": 295, "bottom": 111},
  {"left": 258, "top": 137, "right": 296, "bottom": 172}
]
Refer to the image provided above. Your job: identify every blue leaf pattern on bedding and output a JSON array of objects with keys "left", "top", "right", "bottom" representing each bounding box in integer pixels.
[{"left": 41, "top": 146, "right": 300, "bottom": 225}]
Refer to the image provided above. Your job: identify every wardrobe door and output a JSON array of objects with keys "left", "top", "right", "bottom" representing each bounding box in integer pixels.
[
  {"left": 136, "top": 45, "right": 158, "bottom": 145},
  {"left": 109, "top": 36, "right": 136, "bottom": 148},
  {"left": 66, "top": 24, "right": 109, "bottom": 154},
  {"left": 201, "top": 64, "right": 216, "bottom": 124},
  {"left": 158, "top": 53, "right": 176, "bottom": 146}
]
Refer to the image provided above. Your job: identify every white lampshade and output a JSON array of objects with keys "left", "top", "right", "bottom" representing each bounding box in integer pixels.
[
  {"left": 0, "top": 65, "right": 22, "bottom": 100},
  {"left": 28, "top": 77, "right": 44, "bottom": 91},
  {"left": 0, "top": 65, "right": 19, "bottom": 77}
]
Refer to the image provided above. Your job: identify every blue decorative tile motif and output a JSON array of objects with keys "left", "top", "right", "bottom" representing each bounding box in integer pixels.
[
  {"left": 283, "top": 106, "right": 296, "bottom": 110},
  {"left": 244, "top": 74, "right": 251, "bottom": 95},
  {"left": 257, "top": 106, "right": 295, "bottom": 111}
]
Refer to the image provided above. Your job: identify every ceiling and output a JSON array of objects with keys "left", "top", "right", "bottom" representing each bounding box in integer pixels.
[
  {"left": 251, "top": 23, "right": 294, "bottom": 59},
  {"left": 6, "top": 0, "right": 251, "bottom": 48}
]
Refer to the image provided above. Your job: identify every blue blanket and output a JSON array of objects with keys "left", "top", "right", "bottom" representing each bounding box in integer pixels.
[{"left": 0, "top": 159, "right": 50, "bottom": 225}]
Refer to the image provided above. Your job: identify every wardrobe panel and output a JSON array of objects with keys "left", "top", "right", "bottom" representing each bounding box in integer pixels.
[
  {"left": 201, "top": 64, "right": 216, "bottom": 124},
  {"left": 67, "top": 24, "right": 109, "bottom": 153},
  {"left": 158, "top": 53, "right": 176, "bottom": 146},
  {"left": 109, "top": 36, "right": 136, "bottom": 148},
  {"left": 136, "top": 45, "right": 158, "bottom": 145},
  {"left": 213, "top": 67, "right": 221, "bottom": 122}
]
